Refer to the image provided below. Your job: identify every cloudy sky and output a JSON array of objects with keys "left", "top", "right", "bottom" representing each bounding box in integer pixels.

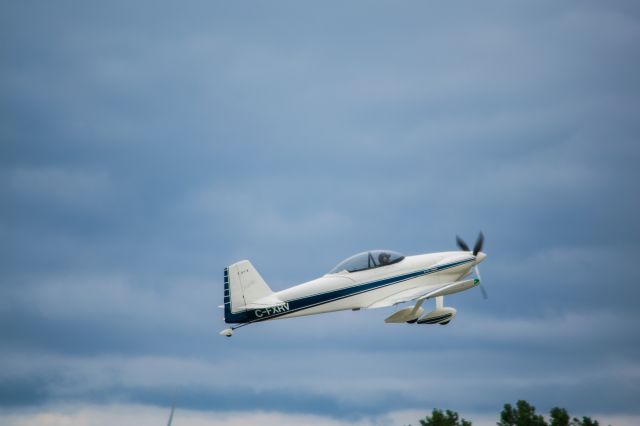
[{"left": 2, "top": 1, "right": 640, "bottom": 425}]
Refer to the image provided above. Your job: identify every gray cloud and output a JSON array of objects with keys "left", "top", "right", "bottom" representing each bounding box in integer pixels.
[{"left": 1, "top": 0, "right": 640, "bottom": 423}]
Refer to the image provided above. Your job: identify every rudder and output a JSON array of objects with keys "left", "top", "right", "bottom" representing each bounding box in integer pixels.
[{"left": 224, "top": 260, "right": 273, "bottom": 323}]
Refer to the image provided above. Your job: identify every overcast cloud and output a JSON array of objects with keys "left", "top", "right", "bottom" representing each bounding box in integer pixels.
[{"left": 2, "top": 1, "right": 640, "bottom": 425}]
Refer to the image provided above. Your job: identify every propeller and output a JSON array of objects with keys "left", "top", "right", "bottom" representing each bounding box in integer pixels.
[
  {"left": 473, "top": 231, "right": 484, "bottom": 256},
  {"left": 455, "top": 232, "right": 484, "bottom": 256},
  {"left": 455, "top": 235, "right": 470, "bottom": 252},
  {"left": 475, "top": 264, "right": 488, "bottom": 300},
  {"left": 456, "top": 232, "right": 488, "bottom": 299}
]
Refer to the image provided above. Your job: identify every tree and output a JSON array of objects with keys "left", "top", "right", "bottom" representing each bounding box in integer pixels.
[
  {"left": 571, "top": 417, "right": 600, "bottom": 426},
  {"left": 417, "top": 409, "right": 472, "bottom": 426},
  {"left": 550, "top": 407, "right": 570, "bottom": 426},
  {"left": 498, "top": 400, "right": 547, "bottom": 426},
  {"left": 412, "top": 402, "right": 605, "bottom": 426}
]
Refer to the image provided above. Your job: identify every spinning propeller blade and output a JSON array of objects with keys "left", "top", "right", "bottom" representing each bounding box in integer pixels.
[
  {"left": 475, "top": 265, "right": 488, "bottom": 300},
  {"left": 457, "top": 232, "right": 487, "bottom": 299},
  {"left": 473, "top": 232, "right": 484, "bottom": 256},
  {"left": 456, "top": 236, "right": 470, "bottom": 252},
  {"left": 457, "top": 232, "right": 483, "bottom": 255}
]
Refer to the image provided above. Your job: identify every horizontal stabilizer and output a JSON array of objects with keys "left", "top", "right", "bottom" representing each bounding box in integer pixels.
[{"left": 242, "top": 293, "right": 288, "bottom": 310}]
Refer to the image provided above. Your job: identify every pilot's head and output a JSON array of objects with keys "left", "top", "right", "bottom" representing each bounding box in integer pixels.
[{"left": 378, "top": 252, "right": 391, "bottom": 265}]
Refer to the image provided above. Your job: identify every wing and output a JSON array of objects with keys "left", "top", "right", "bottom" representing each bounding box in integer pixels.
[{"left": 367, "top": 278, "right": 479, "bottom": 309}]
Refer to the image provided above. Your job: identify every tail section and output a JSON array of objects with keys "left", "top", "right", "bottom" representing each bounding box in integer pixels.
[{"left": 224, "top": 260, "right": 273, "bottom": 323}]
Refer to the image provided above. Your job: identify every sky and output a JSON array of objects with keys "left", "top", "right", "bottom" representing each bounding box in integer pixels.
[{"left": 1, "top": 1, "right": 640, "bottom": 425}]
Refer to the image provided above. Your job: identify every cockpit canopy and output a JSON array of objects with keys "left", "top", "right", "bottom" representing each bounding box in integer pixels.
[{"left": 329, "top": 250, "right": 405, "bottom": 274}]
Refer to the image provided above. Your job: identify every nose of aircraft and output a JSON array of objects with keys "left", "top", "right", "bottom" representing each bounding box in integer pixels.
[{"left": 475, "top": 252, "right": 487, "bottom": 264}]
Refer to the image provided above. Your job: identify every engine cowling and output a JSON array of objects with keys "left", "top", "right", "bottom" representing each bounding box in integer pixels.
[{"left": 417, "top": 307, "right": 457, "bottom": 325}]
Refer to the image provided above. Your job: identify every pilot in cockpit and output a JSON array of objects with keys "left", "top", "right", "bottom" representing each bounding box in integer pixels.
[{"left": 378, "top": 252, "right": 391, "bottom": 266}]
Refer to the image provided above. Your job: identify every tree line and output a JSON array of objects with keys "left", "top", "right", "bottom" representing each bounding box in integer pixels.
[{"left": 412, "top": 400, "right": 604, "bottom": 426}]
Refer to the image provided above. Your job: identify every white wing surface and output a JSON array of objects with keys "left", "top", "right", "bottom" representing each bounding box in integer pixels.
[{"left": 367, "top": 278, "right": 478, "bottom": 309}]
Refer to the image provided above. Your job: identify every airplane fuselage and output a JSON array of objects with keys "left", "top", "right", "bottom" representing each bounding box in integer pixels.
[{"left": 224, "top": 251, "right": 484, "bottom": 324}]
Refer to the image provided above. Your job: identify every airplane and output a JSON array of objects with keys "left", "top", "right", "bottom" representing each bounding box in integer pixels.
[{"left": 219, "top": 233, "right": 487, "bottom": 337}]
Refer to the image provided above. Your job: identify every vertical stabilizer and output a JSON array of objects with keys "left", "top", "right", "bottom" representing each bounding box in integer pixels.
[{"left": 224, "top": 260, "right": 273, "bottom": 323}]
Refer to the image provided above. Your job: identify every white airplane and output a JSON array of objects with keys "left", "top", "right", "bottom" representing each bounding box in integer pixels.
[{"left": 219, "top": 234, "right": 487, "bottom": 337}]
